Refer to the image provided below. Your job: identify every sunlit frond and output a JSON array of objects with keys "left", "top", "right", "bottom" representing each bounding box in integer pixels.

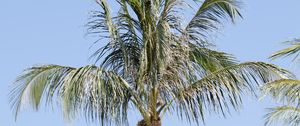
[
  {"left": 185, "top": 0, "right": 242, "bottom": 45},
  {"left": 262, "top": 79, "right": 300, "bottom": 105},
  {"left": 270, "top": 38, "right": 300, "bottom": 60},
  {"left": 265, "top": 106, "right": 300, "bottom": 126},
  {"left": 9, "top": 65, "right": 137, "bottom": 125},
  {"left": 173, "top": 62, "right": 291, "bottom": 124},
  {"left": 262, "top": 79, "right": 300, "bottom": 126}
]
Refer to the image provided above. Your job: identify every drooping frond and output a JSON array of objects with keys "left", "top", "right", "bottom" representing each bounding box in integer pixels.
[
  {"left": 265, "top": 106, "right": 300, "bottom": 126},
  {"left": 270, "top": 38, "right": 300, "bottom": 60},
  {"left": 185, "top": 0, "right": 242, "bottom": 45},
  {"left": 9, "top": 65, "right": 139, "bottom": 126},
  {"left": 171, "top": 62, "right": 291, "bottom": 124},
  {"left": 262, "top": 79, "right": 300, "bottom": 105},
  {"left": 10, "top": 65, "right": 73, "bottom": 118}
]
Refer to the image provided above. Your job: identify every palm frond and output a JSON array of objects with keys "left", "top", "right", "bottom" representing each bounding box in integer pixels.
[
  {"left": 185, "top": 0, "right": 242, "bottom": 45},
  {"left": 262, "top": 79, "right": 300, "bottom": 105},
  {"left": 9, "top": 64, "right": 140, "bottom": 126},
  {"left": 270, "top": 38, "right": 300, "bottom": 60},
  {"left": 173, "top": 62, "right": 291, "bottom": 124},
  {"left": 126, "top": 0, "right": 144, "bottom": 21},
  {"left": 159, "top": 0, "right": 185, "bottom": 30},
  {"left": 189, "top": 45, "right": 237, "bottom": 73},
  {"left": 88, "top": 0, "right": 121, "bottom": 64},
  {"left": 265, "top": 106, "right": 300, "bottom": 126},
  {"left": 88, "top": 0, "right": 144, "bottom": 79}
]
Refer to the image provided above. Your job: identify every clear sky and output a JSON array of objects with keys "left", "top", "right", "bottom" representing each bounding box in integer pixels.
[{"left": 1, "top": 0, "right": 300, "bottom": 126}]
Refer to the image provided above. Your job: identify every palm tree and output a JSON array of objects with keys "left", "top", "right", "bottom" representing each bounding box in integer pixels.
[
  {"left": 9, "top": 0, "right": 291, "bottom": 126},
  {"left": 263, "top": 38, "right": 300, "bottom": 126}
]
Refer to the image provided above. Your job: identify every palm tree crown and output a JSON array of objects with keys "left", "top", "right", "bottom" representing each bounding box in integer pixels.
[{"left": 10, "top": 0, "right": 292, "bottom": 126}]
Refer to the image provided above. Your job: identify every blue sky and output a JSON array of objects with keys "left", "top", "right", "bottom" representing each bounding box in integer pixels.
[{"left": 1, "top": 0, "right": 300, "bottom": 126}]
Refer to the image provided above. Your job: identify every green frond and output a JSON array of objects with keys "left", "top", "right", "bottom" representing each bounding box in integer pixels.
[
  {"left": 88, "top": 1, "right": 143, "bottom": 78},
  {"left": 262, "top": 79, "right": 300, "bottom": 105},
  {"left": 270, "top": 38, "right": 300, "bottom": 60},
  {"left": 93, "top": 0, "right": 118, "bottom": 42},
  {"left": 185, "top": 0, "right": 242, "bottom": 45},
  {"left": 159, "top": 0, "right": 184, "bottom": 29},
  {"left": 10, "top": 65, "right": 71, "bottom": 119},
  {"left": 9, "top": 65, "right": 138, "bottom": 126},
  {"left": 265, "top": 106, "right": 300, "bottom": 126},
  {"left": 174, "top": 62, "right": 291, "bottom": 124},
  {"left": 88, "top": 0, "right": 124, "bottom": 68},
  {"left": 189, "top": 45, "right": 237, "bottom": 73}
]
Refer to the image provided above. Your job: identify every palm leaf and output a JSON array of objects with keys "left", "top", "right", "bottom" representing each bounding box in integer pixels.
[
  {"left": 172, "top": 62, "right": 292, "bottom": 124},
  {"left": 262, "top": 79, "right": 300, "bottom": 106},
  {"left": 185, "top": 0, "right": 242, "bottom": 45},
  {"left": 9, "top": 65, "right": 139, "bottom": 125},
  {"left": 262, "top": 79, "right": 300, "bottom": 126},
  {"left": 189, "top": 45, "right": 237, "bottom": 73},
  {"left": 265, "top": 106, "right": 300, "bottom": 126},
  {"left": 270, "top": 38, "right": 300, "bottom": 60}
]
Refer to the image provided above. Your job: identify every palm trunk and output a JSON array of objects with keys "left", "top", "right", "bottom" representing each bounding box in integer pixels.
[{"left": 137, "top": 117, "right": 161, "bottom": 126}]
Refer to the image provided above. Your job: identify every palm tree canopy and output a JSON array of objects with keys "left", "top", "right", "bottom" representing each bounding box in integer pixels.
[{"left": 10, "top": 0, "right": 292, "bottom": 126}]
